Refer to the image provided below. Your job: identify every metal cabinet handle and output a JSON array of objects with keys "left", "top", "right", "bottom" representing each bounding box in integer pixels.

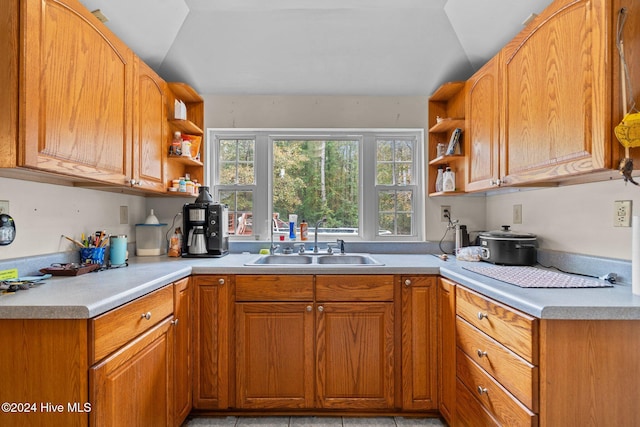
[
  {"left": 317, "top": 306, "right": 324, "bottom": 312},
  {"left": 477, "top": 386, "right": 488, "bottom": 395},
  {"left": 218, "top": 278, "right": 225, "bottom": 285},
  {"left": 171, "top": 318, "right": 179, "bottom": 326},
  {"left": 306, "top": 305, "right": 313, "bottom": 312},
  {"left": 477, "top": 312, "right": 488, "bottom": 320},
  {"left": 476, "top": 349, "right": 488, "bottom": 358},
  {"left": 141, "top": 312, "right": 152, "bottom": 320},
  {"left": 404, "top": 279, "right": 411, "bottom": 287}
]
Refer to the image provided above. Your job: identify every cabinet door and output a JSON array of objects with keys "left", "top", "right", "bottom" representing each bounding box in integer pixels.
[
  {"left": 21, "top": 0, "right": 133, "bottom": 184},
  {"left": 173, "top": 278, "right": 192, "bottom": 425},
  {"left": 133, "top": 58, "right": 166, "bottom": 193},
  {"left": 465, "top": 56, "right": 500, "bottom": 192},
  {"left": 193, "top": 275, "right": 230, "bottom": 409},
  {"left": 90, "top": 317, "right": 174, "bottom": 427},
  {"left": 501, "top": 0, "right": 609, "bottom": 184},
  {"left": 437, "top": 277, "right": 457, "bottom": 425},
  {"left": 316, "top": 302, "right": 395, "bottom": 409},
  {"left": 235, "top": 302, "right": 315, "bottom": 408},
  {"left": 400, "top": 276, "right": 437, "bottom": 410}
]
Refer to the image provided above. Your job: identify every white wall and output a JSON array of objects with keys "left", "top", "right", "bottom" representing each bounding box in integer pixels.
[
  {"left": 485, "top": 179, "right": 639, "bottom": 260},
  {"left": 0, "top": 177, "right": 146, "bottom": 260}
]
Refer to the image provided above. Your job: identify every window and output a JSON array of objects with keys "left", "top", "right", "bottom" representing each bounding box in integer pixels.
[{"left": 209, "top": 129, "right": 424, "bottom": 241}]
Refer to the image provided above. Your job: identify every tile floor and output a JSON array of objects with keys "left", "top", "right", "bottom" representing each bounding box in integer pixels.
[{"left": 184, "top": 416, "right": 447, "bottom": 427}]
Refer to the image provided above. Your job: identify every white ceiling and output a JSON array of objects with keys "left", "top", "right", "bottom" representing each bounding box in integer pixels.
[{"left": 78, "top": 0, "right": 552, "bottom": 96}]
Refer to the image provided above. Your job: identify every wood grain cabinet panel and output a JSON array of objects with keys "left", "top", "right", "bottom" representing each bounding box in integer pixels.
[
  {"left": 465, "top": 56, "right": 501, "bottom": 192},
  {"left": 17, "top": 0, "right": 134, "bottom": 184},
  {"left": 401, "top": 276, "right": 438, "bottom": 410},
  {"left": 235, "top": 302, "right": 315, "bottom": 408},
  {"left": 90, "top": 285, "right": 174, "bottom": 364},
  {"left": 90, "top": 317, "right": 174, "bottom": 427},
  {"left": 193, "top": 275, "right": 230, "bottom": 410},
  {"left": 500, "top": 0, "right": 640, "bottom": 185},
  {"left": 437, "top": 277, "right": 457, "bottom": 425},
  {"left": 133, "top": 59, "right": 167, "bottom": 193},
  {"left": 173, "top": 277, "right": 193, "bottom": 426}
]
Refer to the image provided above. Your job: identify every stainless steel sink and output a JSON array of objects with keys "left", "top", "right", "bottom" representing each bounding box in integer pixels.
[
  {"left": 248, "top": 255, "right": 313, "bottom": 265},
  {"left": 316, "top": 255, "right": 383, "bottom": 265},
  {"left": 245, "top": 253, "right": 383, "bottom": 266}
]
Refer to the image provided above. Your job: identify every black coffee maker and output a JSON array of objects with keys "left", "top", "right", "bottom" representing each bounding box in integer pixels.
[{"left": 182, "top": 187, "right": 229, "bottom": 257}]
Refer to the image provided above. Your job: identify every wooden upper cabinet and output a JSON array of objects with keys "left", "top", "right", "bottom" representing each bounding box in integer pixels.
[
  {"left": 133, "top": 58, "right": 167, "bottom": 193},
  {"left": 465, "top": 56, "right": 500, "bottom": 192},
  {"left": 500, "top": 0, "right": 639, "bottom": 185},
  {"left": 18, "top": 0, "right": 134, "bottom": 184}
]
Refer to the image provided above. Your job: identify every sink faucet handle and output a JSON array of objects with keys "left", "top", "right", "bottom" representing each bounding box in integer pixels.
[
  {"left": 294, "top": 243, "right": 306, "bottom": 254},
  {"left": 326, "top": 243, "right": 338, "bottom": 254}
]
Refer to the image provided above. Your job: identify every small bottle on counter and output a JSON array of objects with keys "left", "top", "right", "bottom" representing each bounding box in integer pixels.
[{"left": 300, "top": 219, "right": 308, "bottom": 241}]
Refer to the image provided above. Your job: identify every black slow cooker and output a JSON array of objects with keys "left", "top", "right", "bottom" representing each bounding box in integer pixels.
[{"left": 478, "top": 225, "right": 537, "bottom": 266}]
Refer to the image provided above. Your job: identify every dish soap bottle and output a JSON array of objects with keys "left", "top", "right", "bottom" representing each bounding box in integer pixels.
[
  {"left": 300, "top": 219, "right": 308, "bottom": 241},
  {"left": 442, "top": 167, "right": 455, "bottom": 192}
]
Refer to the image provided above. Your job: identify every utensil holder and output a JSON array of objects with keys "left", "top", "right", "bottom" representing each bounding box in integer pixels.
[{"left": 80, "top": 247, "right": 105, "bottom": 265}]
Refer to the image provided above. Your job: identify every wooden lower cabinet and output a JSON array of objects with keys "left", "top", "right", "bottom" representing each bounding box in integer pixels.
[
  {"left": 90, "top": 317, "right": 174, "bottom": 427},
  {"left": 316, "top": 301, "right": 395, "bottom": 409},
  {"left": 193, "top": 275, "right": 230, "bottom": 410},
  {"left": 437, "top": 277, "right": 456, "bottom": 425},
  {"left": 173, "top": 277, "right": 193, "bottom": 425},
  {"left": 235, "top": 302, "right": 315, "bottom": 408},
  {"left": 400, "top": 275, "right": 438, "bottom": 410},
  {"left": 234, "top": 275, "right": 396, "bottom": 410}
]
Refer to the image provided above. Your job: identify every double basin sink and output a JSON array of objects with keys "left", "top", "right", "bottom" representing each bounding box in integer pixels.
[{"left": 245, "top": 253, "right": 384, "bottom": 266}]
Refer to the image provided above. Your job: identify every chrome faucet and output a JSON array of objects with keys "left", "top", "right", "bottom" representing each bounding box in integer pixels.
[
  {"left": 270, "top": 218, "right": 280, "bottom": 255},
  {"left": 313, "top": 218, "right": 326, "bottom": 253}
]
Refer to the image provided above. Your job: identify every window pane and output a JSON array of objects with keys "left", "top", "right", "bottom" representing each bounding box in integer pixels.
[
  {"left": 219, "top": 139, "right": 255, "bottom": 185},
  {"left": 273, "top": 140, "right": 359, "bottom": 235},
  {"left": 220, "top": 190, "right": 253, "bottom": 236},
  {"left": 377, "top": 190, "right": 413, "bottom": 236},
  {"left": 376, "top": 139, "right": 414, "bottom": 185}
]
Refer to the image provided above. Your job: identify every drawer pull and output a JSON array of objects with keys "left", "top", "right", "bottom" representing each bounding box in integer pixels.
[
  {"left": 171, "top": 318, "right": 179, "bottom": 326},
  {"left": 477, "top": 312, "right": 488, "bottom": 320},
  {"left": 477, "top": 386, "right": 488, "bottom": 395},
  {"left": 476, "top": 349, "right": 488, "bottom": 358},
  {"left": 218, "top": 278, "right": 225, "bottom": 285},
  {"left": 306, "top": 305, "right": 313, "bottom": 312},
  {"left": 141, "top": 312, "right": 152, "bottom": 320},
  {"left": 404, "top": 279, "right": 412, "bottom": 287},
  {"left": 318, "top": 305, "right": 324, "bottom": 312}
]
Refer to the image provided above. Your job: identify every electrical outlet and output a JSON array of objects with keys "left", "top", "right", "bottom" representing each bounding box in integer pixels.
[
  {"left": 513, "top": 204, "right": 522, "bottom": 224},
  {"left": 0, "top": 201, "right": 8, "bottom": 215},
  {"left": 614, "top": 200, "right": 632, "bottom": 227},
  {"left": 119, "top": 205, "right": 129, "bottom": 224},
  {"left": 441, "top": 205, "right": 451, "bottom": 222}
]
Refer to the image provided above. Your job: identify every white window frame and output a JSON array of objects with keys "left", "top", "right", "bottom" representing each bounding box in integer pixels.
[{"left": 207, "top": 128, "right": 425, "bottom": 241}]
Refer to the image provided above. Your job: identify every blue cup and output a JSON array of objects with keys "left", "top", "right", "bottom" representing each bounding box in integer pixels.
[
  {"left": 80, "top": 247, "right": 105, "bottom": 265},
  {"left": 109, "top": 235, "right": 127, "bottom": 266}
]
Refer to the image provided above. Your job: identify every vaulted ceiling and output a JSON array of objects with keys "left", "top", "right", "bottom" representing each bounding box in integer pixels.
[{"left": 78, "top": 0, "right": 552, "bottom": 96}]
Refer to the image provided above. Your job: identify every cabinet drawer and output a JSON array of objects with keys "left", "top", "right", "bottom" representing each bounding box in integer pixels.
[
  {"left": 457, "top": 317, "right": 537, "bottom": 411},
  {"left": 236, "top": 275, "right": 313, "bottom": 301},
  {"left": 457, "top": 349, "right": 538, "bottom": 427},
  {"left": 316, "top": 275, "right": 394, "bottom": 301},
  {"left": 90, "top": 285, "right": 174, "bottom": 363},
  {"left": 456, "top": 378, "right": 500, "bottom": 427},
  {"left": 457, "top": 286, "right": 538, "bottom": 363}
]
